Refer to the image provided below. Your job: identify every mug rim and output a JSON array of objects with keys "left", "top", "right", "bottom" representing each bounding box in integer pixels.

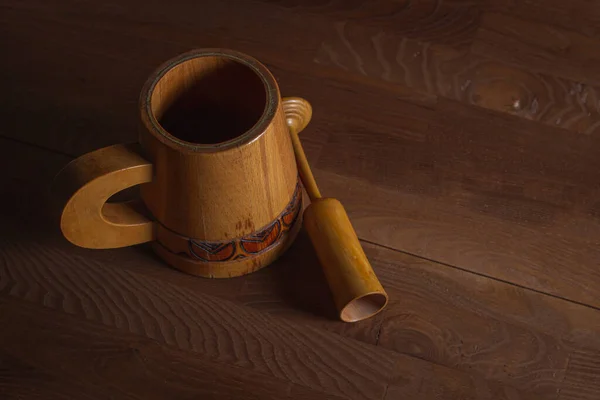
[{"left": 139, "top": 48, "right": 279, "bottom": 152}]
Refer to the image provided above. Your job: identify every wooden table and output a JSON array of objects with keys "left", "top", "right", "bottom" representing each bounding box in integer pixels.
[{"left": 2, "top": 1, "right": 600, "bottom": 399}]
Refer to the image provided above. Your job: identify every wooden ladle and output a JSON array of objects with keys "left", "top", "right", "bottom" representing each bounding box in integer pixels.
[{"left": 282, "top": 97, "right": 389, "bottom": 323}]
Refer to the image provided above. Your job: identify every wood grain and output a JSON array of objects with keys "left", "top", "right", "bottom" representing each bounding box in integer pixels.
[
  {"left": 257, "top": 0, "right": 483, "bottom": 48},
  {"left": 4, "top": 139, "right": 600, "bottom": 398},
  {"left": 3, "top": 0, "right": 600, "bottom": 305},
  {"left": 0, "top": 298, "right": 298, "bottom": 400},
  {"left": 0, "top": 236, "right": 575, "bottom": 399},
  {"left": 238, "top": 235, "right": 600, "bottom": 398},
  {"left": 0, "top": 133, "right": 392, "bottom": 397},
  {"left": 369, "top": 242, "right": 570, "bottom": 398},
  {"left": 3, "top": 0, "right": 600, "bottom": 397},
  {"left": 488, "top": 0, "right": 600, "bottom": 38},
  {"left": 306, "top": 90, "right": 600, "bottom": 308},
  {"left": 560, "top": 349, "right": 600, "bottom": 400},
  {"left": 387, "top": 360, "right": 525, "bottom": 400},
  {"left": 0, "top": 297, "right": 538, "bottom": 400},
  {"left": 0, "top": 236, "right": 539, "bottom": 400},
  {"left": 2, "top": 246, "right": 532, "bottom": 399},
  {"left": 0, "top": 350, "right": 122, "bottom": 400},
  {"left": 473, "top": 12, "right": 600, "bottom": 85},
  {"left": 0, "top": 238, "right": 393, "bottom": 400},
  {"left": 312, "top": 23, "right": 600, "bottom": 134},
  {"left": 0, "top": 138, "right": 550, "bottom": 398},
  {"left": 3, "top": 0, "right": 598, "bottom": 149},
  {"left": 371, "top": 238, "right": 600, "bottom": 399}
]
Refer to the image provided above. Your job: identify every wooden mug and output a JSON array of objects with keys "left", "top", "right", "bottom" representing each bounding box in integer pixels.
[{"left": 54, "top": 49, "right": 308, "bottom": 278}]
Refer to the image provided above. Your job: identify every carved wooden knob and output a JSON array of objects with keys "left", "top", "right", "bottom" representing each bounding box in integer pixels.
[{"left": 282, "top": 97, "right": 312, "bottom": 134}]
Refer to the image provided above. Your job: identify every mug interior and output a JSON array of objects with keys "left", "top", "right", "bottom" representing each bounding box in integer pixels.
[{"left": 149, "top": 54, "right": 268, "bottom": 145}]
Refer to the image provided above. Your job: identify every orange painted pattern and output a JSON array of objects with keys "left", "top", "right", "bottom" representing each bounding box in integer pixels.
[{"left": 187, "top": 180, "right": 302, "bottom": 262}]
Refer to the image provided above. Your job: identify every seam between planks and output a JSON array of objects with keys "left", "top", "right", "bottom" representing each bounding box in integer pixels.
[
  {"left": 359, "top": 237, "right": 600, "bottom": 313},
  {"left": 0, "top": 134, "right": 76, "bottom": 159}
]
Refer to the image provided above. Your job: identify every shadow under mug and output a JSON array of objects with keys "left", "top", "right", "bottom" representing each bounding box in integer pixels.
[{"left": 54, "top": 48, "right": 310, "bottom": 278}]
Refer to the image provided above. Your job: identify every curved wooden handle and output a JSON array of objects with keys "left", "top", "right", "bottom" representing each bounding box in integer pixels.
[{"left": 53, "top": 143, "right": 155, "bottom": 249}]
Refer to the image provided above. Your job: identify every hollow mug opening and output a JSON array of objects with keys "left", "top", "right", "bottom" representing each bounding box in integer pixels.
[{"left": 148, "top": 53, "right": 268, "bottom": 145}]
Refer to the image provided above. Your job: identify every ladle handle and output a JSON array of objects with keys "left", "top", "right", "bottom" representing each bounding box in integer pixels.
[{"left": 282, "top": 97, "right": 321, "bottom": 201}]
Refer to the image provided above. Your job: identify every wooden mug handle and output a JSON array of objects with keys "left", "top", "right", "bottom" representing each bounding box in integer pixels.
[{"left": 53, "top": 143, "right": 155, "bottom": 249}]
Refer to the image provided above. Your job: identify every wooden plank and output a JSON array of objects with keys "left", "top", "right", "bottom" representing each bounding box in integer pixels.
[
  {"left": 0, "top": 134, "right": 391, "bottom": 400},
  {"left": 311, "top": 24, "right": 600, "bottom": 134},
  {"left": 0, "top": 141, "right": 540, "bottom": 398},
  {"left": 0, "top": 240, "right": 394, "bottom": 400},
  {"left": 253, "top": 0, "right": 483, "bottom": 48},
  {"left": 487, "top": 0, "right": 600, "bottom": 38},
  {"left": 3, "top": 5, "right": 600, "bottom": 306},
  {"left": 371, "top": 242, "right": 572, "bottom": 399},
  {"left": 0, "top": 297, "right": 535, "bottom": 400},
  {"left": 1, "top": 340, "right": 351, "bottom": 400},
  {"left": 239, "top": 235, "right": 600, "bottom": 399},
  {"left": 0, "top": 219, "right": 555, "bottom": 399},
  {"left": 0, "top": 287, "right": 535, "bottom": 400},
  {"left": 0, "top": 298, "right": 292, "bottom": 400},
  {"left": 560, "top": 349, "right": 600, "bottom": 400},
  {"left": 3, "top": 0, "right": 599, "bottom": 150},
  {"left": 0, "top": 350, "right": 125, "bottom": 400},
  {"left": 1, "top": 139, "right": 596, "bottom": 398},
  {"left": 306, "top": 91, "right": 600, "bottom": 309},
  {"left": 387, "top": 361, "right": 525, "bottom": 400},
  {"left": 288, "top": 384, "right": 350, "bottom": 400},
  {"left": 1, "top": 1, "right": 600, "bottom": 398},
  {"left": 473, "top": 12, "right": 600, "bottom": 85},
  {"left": 0, "top": 235, "right": 540, "bottom": 400},
  {"left": 0, "top": 138, "right": 381, "bottom": 343}
]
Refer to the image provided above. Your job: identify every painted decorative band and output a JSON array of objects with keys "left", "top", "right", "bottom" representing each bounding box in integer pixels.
[{"left": 156, "top": 180, "right": 302, "bottom": 262}]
